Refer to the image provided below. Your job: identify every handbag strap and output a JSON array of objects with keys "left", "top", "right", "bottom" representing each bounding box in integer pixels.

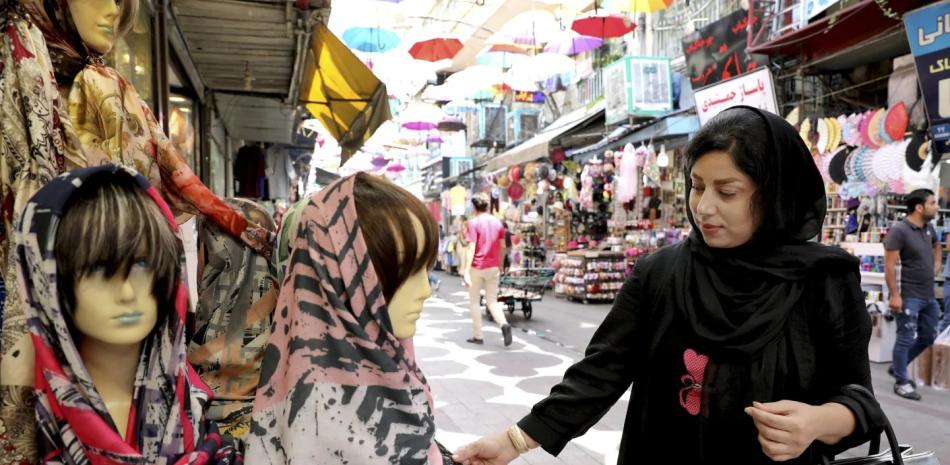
[{"left": 820, "top": 384, "right": 901, "bottom": 465}]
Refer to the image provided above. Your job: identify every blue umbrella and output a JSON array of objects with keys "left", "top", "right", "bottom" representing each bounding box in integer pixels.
[{"left": 342, "top": 27, "right": 400, "bottom": 53}]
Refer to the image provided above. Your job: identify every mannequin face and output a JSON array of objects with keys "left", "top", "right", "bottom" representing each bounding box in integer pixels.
[
  {"left": 387, "top": 215, "right": 432, "bottom": 339},
  {"left": 67, "top": 0, "right": 121, "bottom": 55},
  {"left": 73, "top": 260, "right": 158, "bottom": 345}
]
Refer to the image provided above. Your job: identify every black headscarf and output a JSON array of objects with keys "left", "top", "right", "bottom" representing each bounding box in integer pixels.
[{"left": 669, "top": 106, "right": 860, "bottom": 447}]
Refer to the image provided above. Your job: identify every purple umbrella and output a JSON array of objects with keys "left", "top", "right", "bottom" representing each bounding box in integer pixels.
[
  {"left": 426, "top": 134, "right": 444, "bottom": 144},
  {"left": 543, "top": 32, "right": 603, "bottom": 55}
]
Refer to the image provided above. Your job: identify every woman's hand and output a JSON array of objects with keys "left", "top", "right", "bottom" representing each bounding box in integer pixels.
[
  {"left": 241, "top": 223, "right": 275, "bottom": 259},
  {"left": 745, "top": 400, "right": 856, "bottom": 462},
  {"left": 452, "top": 432, "right": 521, "bottom": 465}
]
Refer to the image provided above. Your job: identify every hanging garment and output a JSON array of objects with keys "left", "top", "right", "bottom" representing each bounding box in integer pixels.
[
  {"left": 0, "top": 6, "right": 84, "bottom": 463},
  {"left": 265, "top": 147, "right": 295, "bottom": 200},
  {"left": 234, "top": 144, "right": 266, "bottom": 198},
  {"left": 246, "top": 176, "right": 442, "bottom": 465},
  {"left": 616, "top": 144, "right": 639, "bottom": 203},
  {"left": 190, "top": 198, "right": 278, "bottom": 444},
  {"left": 16, "top": 165, "right": 239, "bottom": 465}
]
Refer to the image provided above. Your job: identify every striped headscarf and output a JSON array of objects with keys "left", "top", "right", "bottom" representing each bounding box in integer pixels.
[
  {"left": 189, "top": 198, "right": 278, "bottom": 442},
  {"left": 15, "top": 165, "right": 239, "bottom": 465},
  {"left": 246, "top": 175, "right": 442, "bottom": 464}
]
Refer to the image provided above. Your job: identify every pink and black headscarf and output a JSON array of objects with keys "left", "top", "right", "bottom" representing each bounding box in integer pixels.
[
  {"left": 15, "top": 164, "right": 238, "bottom": 465},
  {"left": 246, "top": 175, "right": 442, "bottom": 464}
]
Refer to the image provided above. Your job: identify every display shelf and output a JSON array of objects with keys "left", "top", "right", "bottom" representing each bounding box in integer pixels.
[{"left": 554, "top": 250, "right": 626, "bottom": 303}]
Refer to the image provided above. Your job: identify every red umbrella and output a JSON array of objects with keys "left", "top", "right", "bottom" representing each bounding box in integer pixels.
[
  {"left": 571, "top": 14, "right": 635, "bottom": 39},
  {"left": 409, "top": 38, "right": 464, "bottom": 62}
]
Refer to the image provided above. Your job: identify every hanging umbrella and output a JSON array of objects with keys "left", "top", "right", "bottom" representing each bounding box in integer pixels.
[
  {"left": 571, "top": 14, "right": 636, "bottom": 39},
  {"left": 342, "top": 26, "right": 401, "bottom": 53},
  {"left": 476, "top": 44, "right": 530, "bottom": 68},
  {"left": 371, "top": 154, "right": 390, "bottom": 168},
  {"left": 400, "top": 102, "right": 445, "bottom": 131},
  {"left": 438, "top": 117, "right": 466, "bottom": 132},
  {"left": 443, "top": 99, "right": 478, "bottom": 114},
  {"left": 409, "top": 37, "right": 464, "bottom": 62},
  {"left": 543, "top": 31, "right": 603, "bottom": 55},
  {"left": 426, "top": 134, "right": 444, "bottom": 144},
  {"left": 603, "top": 0, "right": 674, "bottom": 13},
  {"left": 386, "top": 162, "right": 407, "bottom": 173},
  {"left": 446, "top": 65, "right": 505, "bottom": 87},
  {"left": 509, "top": 53, "right": 575, "bottom": 82},
  {"left": 494, "top": 10, "right": 562, "bottom": 47},
  {"left": 504, "top": 71, "right": 541, "bottom": 92}
]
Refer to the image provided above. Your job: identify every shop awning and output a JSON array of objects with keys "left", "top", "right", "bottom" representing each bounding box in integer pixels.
[
  {"left": 301, "top": 23, "right": 392, "bottom": 164},
  {"left": 568, "top": 109, "right": 700, "bottom": 161},
  {"left": 483, "top": 101, "right": 606, "bottom": 172},
  {"left": 747, "top": 0, "right": 926, "bottom": 63}
]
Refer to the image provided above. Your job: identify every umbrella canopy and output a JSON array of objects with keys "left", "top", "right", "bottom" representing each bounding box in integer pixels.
[
  {"left": 443, "top": 99, "right": 478, "bottom": 114},
  {"left": 342, "top": 26, "right": 401, "bottom": 53},
  {"left": 446, "top": 65, "right": 505, "bottom": 87},
  {"left": 369, "top": 51, "right": 437, "bottom": 97},
  {"left": 603, "top": 0, "right": 674, "bottom": 13},
  {"left": 509, "top": 53, "right": 575, "bottom": 82},
  {"left": 400, "top": 102, "right": 445, "bottom": 131},
  {"left": 426, "top": 134, "right": 444, "bottom": 144},
  {"left": 409, "top": 37, "right": 463, "bottom": 62},
  {"left": 438, "top": 117, "right": 467, "bottom": 132},
  {"left": 543, "top": 31, "right": 603, "bottom": 55},
  {"left": 476, "top": 44, "right": 530, "bottom": 68},
  {"left": 494, "top": 10, "right": 562, "bottom": 46},
  {"left": 302, "top": 24, "right": 392, "bottom": 164},
  {"left": 571, "top": 14, "right": 636, "bottom": 38}
]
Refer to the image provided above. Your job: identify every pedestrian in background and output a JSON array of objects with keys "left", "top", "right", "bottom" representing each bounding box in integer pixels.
[
  {"left": 453, "top": 106, "right": 884, "bottom": 465},
  {"left": 885, "top": 188, "right": 941, "bottom": 401},
  {"left": 465, "top": 194, "right": 512, "bottom": 347}
]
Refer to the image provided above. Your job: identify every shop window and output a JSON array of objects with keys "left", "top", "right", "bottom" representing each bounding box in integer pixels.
[
  {"left": 169, "top": 95, "right": 198, "bottom": 172},
  {"left": 106, "top": 5, "right": 154, "bottom": 109}
]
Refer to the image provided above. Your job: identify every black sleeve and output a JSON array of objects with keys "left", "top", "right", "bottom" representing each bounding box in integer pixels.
[
  {"left": 817, "top": 269, "right": 886, "bottom": 456},
  {"left": 517, "top": 260, "right": 647, "bottom": 455}
]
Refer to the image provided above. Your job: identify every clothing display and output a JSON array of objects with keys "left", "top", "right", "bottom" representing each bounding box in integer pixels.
[
  {"left": 265, "top": 147, "right": 296, "bottom": 200},
  {"left": 15, "top": 165, "right": 239, "bottom": 465},
  {"left": 0, "top": 6, "right": 84, "bottom": 463},
  {"left": 246, "top": 176, "right": 441, "bottom": 465},
  {"left": 190, "top": 198, "right": 278, "bottom": 443},
  {"left": 235, "top": 144, "right": 267, "bottom": 198}
]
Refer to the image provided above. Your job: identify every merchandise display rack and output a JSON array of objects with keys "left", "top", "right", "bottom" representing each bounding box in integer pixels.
[{"left": 554, "top": 250, "right": 626, "bottom": 303}]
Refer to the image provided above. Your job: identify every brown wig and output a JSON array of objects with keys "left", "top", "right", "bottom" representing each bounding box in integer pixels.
[
  {"left": 352, "top": 173, "right": 439, "bottom": 302},
  {"left": 54, "top": 171, "right": 182, "bottom": 320}
]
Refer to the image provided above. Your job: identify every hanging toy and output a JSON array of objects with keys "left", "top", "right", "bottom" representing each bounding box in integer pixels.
[
  {"left": 497, "top": 174, "right": 512, "bottom": 188},
  {"left": 509, "top": 165, "right": 522, "bottom": 182}
]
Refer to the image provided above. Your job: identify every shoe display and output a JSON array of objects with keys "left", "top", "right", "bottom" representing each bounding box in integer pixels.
[
  {"left": 466, "top": 337, "right": 484, "bottom": 345},
  {"left": 502, "top": 324, "right": 512, "bottom": 347},
  {"left": 893, "top": 382, "right": 922, "bottom": 401}
]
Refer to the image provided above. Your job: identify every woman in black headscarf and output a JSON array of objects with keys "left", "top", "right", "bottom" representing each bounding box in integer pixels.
[{"left": 453, "top": 106, "right": 885, "bottom": 465}]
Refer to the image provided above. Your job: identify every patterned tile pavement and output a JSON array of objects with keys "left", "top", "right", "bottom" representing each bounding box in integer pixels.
[{"left": 417, "top": 290, "right": 625, "bottom": 465}]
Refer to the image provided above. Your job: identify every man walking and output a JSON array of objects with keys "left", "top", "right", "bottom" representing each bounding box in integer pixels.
[
  {"left": 885, "top": 188, "right": 941, "bottom": 400},
  {"left": 465, "top": 194, "right": 512, "bottom": 347}
]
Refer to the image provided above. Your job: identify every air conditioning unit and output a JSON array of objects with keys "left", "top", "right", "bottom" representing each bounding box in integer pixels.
[
  {"left": 507, "top": 109, "right": 541, "bottom": 146},
  {"left": 472, "top": 104, "right": 507, "bottom": 148}
]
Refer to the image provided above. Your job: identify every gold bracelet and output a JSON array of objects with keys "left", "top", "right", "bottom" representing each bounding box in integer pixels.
[{"left": 507, "top": 425, "right": 530, "bottom": 454}]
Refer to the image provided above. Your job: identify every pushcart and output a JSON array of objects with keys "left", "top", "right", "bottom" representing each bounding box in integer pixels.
[{"left": 482, "top": 268, "right": 555, "bottom": 320}]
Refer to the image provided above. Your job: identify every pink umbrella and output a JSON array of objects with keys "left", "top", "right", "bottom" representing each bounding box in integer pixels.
[
  {"left": 386, "top": 163, "right": 407, "bottom": 173},
  {"left": 544, "top": 32, "right": 603, "bottom": 55}
]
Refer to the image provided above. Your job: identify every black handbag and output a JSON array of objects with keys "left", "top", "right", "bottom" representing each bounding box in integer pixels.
[{"left": 821, "top": 385, "right": 939, "bottom": 465}]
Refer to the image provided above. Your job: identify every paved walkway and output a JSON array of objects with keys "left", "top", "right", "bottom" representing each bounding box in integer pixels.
[{"left": 419, "top": 273, "right": 950, "bottom": 464}]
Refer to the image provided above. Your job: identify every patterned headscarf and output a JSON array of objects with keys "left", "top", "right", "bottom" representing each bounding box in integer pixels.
[
  {"left": 246, "top": 175, "right": 442, "bottom": 465},
  {"left": 189, "top": 198, "right": 278, "bottom": 442},
  {"left": 15, "top": 165, "right": 238, "bottom": 465},
  {"left": 272, "top": 197, "right": 309, "bottom": 285},
  {"left": 0, "top": 5, "right": 85, "bottom": 463}
]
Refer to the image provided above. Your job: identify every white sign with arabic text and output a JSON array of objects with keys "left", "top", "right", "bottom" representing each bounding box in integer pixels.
[{"left": 694, "top": 67, "right": 779, "bottom": 125}]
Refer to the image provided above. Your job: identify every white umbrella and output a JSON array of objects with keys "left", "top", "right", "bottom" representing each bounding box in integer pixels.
[
  {"left": 509, "top": 53, "right": 575, "bottom": 82},
  {"left": 445, "top": 65, "right": 505, "bottom": 87},
  {"left": 491, "top": 10, "right": 563, "bottom": 47},
  {"left": 400, "top": 102, "right": 446, "bottom": 131}
]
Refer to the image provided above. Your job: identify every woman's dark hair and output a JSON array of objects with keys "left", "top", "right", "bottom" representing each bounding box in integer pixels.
[
  {"left": 353, "top": 173, "right": 439, "bottom": 302},
  {"left": 55, "top": 172, "right": 182, "bottom": 324},
  {"left": 905, "top": 189, "right": 934, "bottom": 213}
]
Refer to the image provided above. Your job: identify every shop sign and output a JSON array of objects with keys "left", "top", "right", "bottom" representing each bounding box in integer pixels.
[
  {"left": 803, "top": 0, "right": 840, "bottom": 21},
  {"left": 694, "top": 67, "right": 779, "bottom": 125},
  {"left": 904, "top": 0, "right": 950, "bottom": 158},
  {"left": 514, "top": 90, "right": 545, "bottom": 103},
  {"left": 604, "top": 56, "right": 674, "bottom": 125},
  {"left": 681, "top": 8, "right": 769, "bottom": 90}
]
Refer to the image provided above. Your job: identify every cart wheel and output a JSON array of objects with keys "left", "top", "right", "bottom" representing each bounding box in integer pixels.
[{"left": 524, "top": 308, "right": 533, "bottom": 320}]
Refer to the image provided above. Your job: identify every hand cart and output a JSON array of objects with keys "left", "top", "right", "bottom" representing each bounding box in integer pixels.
[{"left": 481, "top": 268, "right": 555, "bottom": 320}]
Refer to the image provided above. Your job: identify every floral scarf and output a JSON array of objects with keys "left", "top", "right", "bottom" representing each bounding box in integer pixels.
[
  {"left": 21, "top": 0, "right": 273, "bottom": 257},
  {"left": 16, "top": 164, "right": 240, "bottom": 465},
  {"left": 189, "top": 198, "right": 278, "bottom": 443},
  {"left": 0, "top": 4, "right": 85, "bottom": 464},
  {"left": 246, "top": 176, "right": 442, "bottom": 465}
]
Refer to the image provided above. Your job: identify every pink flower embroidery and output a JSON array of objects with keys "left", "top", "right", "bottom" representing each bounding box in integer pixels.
[{"left": 679, "top": 349, "right": 709, "bottom": 416}]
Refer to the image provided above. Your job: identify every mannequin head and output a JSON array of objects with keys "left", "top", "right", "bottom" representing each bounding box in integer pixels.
[
  {"left": 55, "top": 173, "right": 181, "bottom": 346},
  {"left": 64, "top": 0, "right": 139, "bottom": 55},
  {"left": 353, "top": 173, "right": 438, "bottom": 338}
]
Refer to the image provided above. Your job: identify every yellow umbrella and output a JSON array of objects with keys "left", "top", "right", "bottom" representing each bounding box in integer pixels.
[
  {"left": 604, "top": 0, "right": 674, "bottom": 13},
  {"left": 301, "top": 23, "right": 392, "bottom": 164}
]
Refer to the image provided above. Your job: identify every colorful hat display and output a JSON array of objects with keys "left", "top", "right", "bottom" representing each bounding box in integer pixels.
[
  {"left": 786, "top": 106, "right": 801, "bottom": 127},
  {"left": 905, "top": 131, "right": 930, "bottom": 172},
  {"left": 816, "top": 118, "right": 829, "bottom": 156},
  {"left": 884, "top": 102, "right": 909, "bottom": 142},
  {"left": 508, "top": 180, "right": 525, "bottom": 200},
  {"left": 826, "top": 117, "right": 841, "bottom": 153},
  {"left": 866, "top": 108, "right": 886, "bottom": 148},
  {"left": 799, "top": 117, "right": 813, "bottom": 151},
  {"left": 828, "top": 146, "right": 852, "bottom": 184}
]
